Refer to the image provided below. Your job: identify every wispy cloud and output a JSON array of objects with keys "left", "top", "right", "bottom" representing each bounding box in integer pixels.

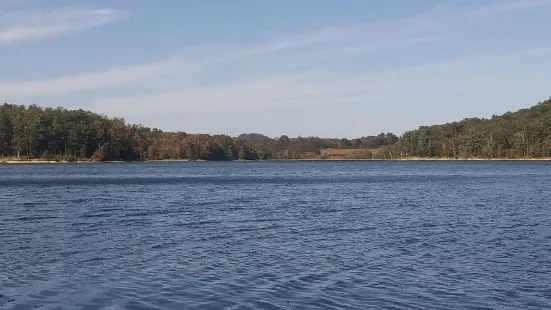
[
  {"left": 0, "top": 6, "right": 125, "bottom": 45},
  {"left": 86, "top": 45, "right": 551, "bottom": 117},
  {"left": 0, "top": 13, "right": 442, "bottom": 98},
  {"left": 2, "top": 0, "right": 550, "bottom": 114},
  {"left": 466, "top": 0, "right": 551, "bottom": 15},
  {"left": 0, "top": 58, "right": 177, "bottom": 97},
  {"left": 0, "top": 5, "right": 454, "bottom": 98}
]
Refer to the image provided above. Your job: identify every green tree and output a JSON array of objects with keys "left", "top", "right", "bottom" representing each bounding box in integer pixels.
[{"left": 0, "top": 108, "right": 13, "bottom": 156}]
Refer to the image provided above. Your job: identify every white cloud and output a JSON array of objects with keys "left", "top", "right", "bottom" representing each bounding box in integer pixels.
[
  {"left": 0, "top": 58, "right": 177, "bottom": 97},
  {"left": 87, "top": 73, "right": 387, "bottom": 115},
  {"left": 466, "top": 0, "right": 551, "bottom": 14},
  {"left": 0, "top": 12, "right": 445, "bottom": 98},
  {"left": 1, "top": 0, "right": 550, "bottom": 112},
  {"left": 0, "top": 6, "right": 125, "bottom": 45},
  {"left": 87, "top": 45, "right": 551, "bottom": 117}
]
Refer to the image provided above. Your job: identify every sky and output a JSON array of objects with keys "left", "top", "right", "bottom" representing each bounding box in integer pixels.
[{"left": 1, "top": 0, "right": 551, "bottom": 138}]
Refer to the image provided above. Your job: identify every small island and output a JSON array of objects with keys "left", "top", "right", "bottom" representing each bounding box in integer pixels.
[{"left": 1, "top": 97, "right": 551, "bottom": 163}]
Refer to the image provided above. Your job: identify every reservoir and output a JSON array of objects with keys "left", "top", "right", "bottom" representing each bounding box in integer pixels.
[{"left": 1, "top": 161, "right": 550, "bottom": 309}]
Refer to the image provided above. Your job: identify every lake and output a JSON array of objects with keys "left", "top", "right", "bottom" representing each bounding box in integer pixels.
[{"left": 1, "top": 161, "right": 550, "bottom": 309}]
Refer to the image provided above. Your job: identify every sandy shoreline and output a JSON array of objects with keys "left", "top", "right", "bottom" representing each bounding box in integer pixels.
[
  {"left": 0, "top": 160, "right": 92, "bottom": 164},
  {"left": 1, "top": 158, "right": 551, "bottom": 164},
  {"left": 391, "top": 157, "right": 551, "bottom": 161}
]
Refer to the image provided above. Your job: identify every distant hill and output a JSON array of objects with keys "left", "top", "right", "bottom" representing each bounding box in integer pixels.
[{"left": 392, "top": 97, "right": 551, "bottom": 159}]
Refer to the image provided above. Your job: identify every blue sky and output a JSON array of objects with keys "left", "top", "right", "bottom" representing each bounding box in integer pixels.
[{"left": 1, "top": 0, "right": 551, "bottom": 138}]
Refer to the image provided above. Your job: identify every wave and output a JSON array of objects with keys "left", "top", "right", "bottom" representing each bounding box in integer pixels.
[{"left": 0, "top": 175, "right": 474, "bottom": 187}]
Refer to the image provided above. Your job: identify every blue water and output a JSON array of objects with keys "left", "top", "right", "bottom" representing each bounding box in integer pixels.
[{"left": 1, "top": 161, "right": 550, "bottom": 309}]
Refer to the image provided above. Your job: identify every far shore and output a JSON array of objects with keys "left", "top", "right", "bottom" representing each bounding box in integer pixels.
[
  {"left": 271, "top": 158, "right": 551, "bottom": 161},
  {"left": 2, "top": 157, "right": 551, "bottom": 164}
]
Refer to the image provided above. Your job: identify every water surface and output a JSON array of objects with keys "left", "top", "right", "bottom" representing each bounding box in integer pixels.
[{"left": 1, "top": 161, "right": 550, "bottom": 309}]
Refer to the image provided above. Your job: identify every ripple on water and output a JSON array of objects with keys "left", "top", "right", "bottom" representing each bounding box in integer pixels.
[{"left": 1, "top": 161, "right": 551, "bottom": 309}]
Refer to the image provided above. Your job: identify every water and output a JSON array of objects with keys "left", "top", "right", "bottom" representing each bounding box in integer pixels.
[{"left": 1, "top": 161, "right": 551, "bottom": 310}]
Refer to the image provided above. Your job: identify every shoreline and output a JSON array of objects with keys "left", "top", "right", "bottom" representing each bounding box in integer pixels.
[
  {"left": 2, "top": 158, "right": 551, "bottom": 164},
  {"left": 270, "top": 158, "right": 551, "bottom": 162}
]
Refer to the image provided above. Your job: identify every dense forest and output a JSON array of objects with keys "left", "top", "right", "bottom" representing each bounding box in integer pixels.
[
  {"left": 1, "top": 97, "right": 550, "bottom": 162},
  {"left": 0, "top": 103, "right": 397, "bottom": 161},
  {"left": 392, "top": 97, "right": 551, "bottom": 159}
]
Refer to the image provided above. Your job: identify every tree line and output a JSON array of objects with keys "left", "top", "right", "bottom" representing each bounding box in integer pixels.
[
  {"left": 0, "top": 103, "right": 397, "bottom": 161},
  {"left": 2, "top": 97, "right": 550, "bottom": 161},
  {"left": 390, "top": 97, "right": 551, "bottom": 159}
]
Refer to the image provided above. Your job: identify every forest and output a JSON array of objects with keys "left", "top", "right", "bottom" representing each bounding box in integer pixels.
[
  {"left": 0, "top": 96, "right": 550, "bottom": 162},
  {"left": 391, "top": 97, "right": 551, "bottom": 159},
  {"left": 0, "top": 103, "right": 396, "bottom": 161}
]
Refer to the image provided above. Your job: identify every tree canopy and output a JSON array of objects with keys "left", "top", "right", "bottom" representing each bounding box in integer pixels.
[
  {"left": 391, "top": 97, "right": 551, "bottom": 159},
  {"left": 0, "top": 103, "right": 397, "bottom": 161},
  {"left": 1, "top": 97, "right": 550, "bottom": 161}
]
